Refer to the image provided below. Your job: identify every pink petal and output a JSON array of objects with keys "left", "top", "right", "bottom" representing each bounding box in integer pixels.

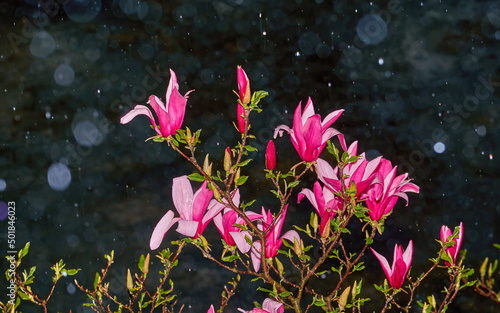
[
  {"left": 172, "top": 176, "right": 194, "bottom": 220},
  {"left": 165, "top": 69, "right": 178, "bottom": 111},
  {"left": 371, "top": 247, "right": 392, "bottom": 281},
  {"left": 262, "top": 298, "right": 284, "bottom": 313},
  {"left": 321, "top": 109, "right": 344, "bottom": 130},
  {"left": 251, "top": 241, "right": 262, "bottom": 272},
  {"left": 191, "top": 181, "right": 213, "bottom": 222},
  {"left": 298, "top": 188, "right": 320, "bottom": 214},
  {"left": 120, "top": 105, "right": 161, "bottom": 136},
  {"left": 403, "top": 240, "right": 413, "bottom": 267},
  {"left": 176, "top": 220, "right": 199, "bottom": 237},
  {"left": 273, "top": 124, "right": 292, "bottom": 138},
  {"left": 301, "top": 98, "right": 316, "bottom": 123},
  {"left": 230, "top": 231, "right": 252, "bottom": 253},
  {"left": 207, "top": 305, "right": 215, "bottom": 313},
  {"left": 282, "top": 230, "right": 301, "bottom": 245},
  {"left": 150, "top": 210, "right": 178, "bottom": 250}
]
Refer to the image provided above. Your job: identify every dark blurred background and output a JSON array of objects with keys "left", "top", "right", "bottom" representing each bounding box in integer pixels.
[{"left": 0, "top": 0, "right": 499, "bottom": 312}]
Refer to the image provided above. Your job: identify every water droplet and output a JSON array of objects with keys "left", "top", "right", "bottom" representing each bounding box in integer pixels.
[
  {"left": 356, "top": 14, "right": 388, "bottom": 45},
  {"left": 433, "top": 142, "right": 445, "bottom": 154},
  {"left": 54, "top": 64, "right": 75, "bottom": 86},
  {"left": 47, "top": 163, "right": 72, "bottom": 191}
]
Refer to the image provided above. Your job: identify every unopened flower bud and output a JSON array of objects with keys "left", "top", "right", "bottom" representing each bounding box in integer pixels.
[
  {"left": 265, "top": 140, "right": 276, "bottom": 170},
  {"left": 126, "top": 269, "right": 133, "bottom": 291},
  {"left": 212, "top": 184, "right": 221, "bottom": 201},
  {"left": 351, "top": 280, "right": 357, "bottom": 299},
  {"left": 237, "top": 103, "right": 247, "bottom": 134},
  {"left": 338, "top": 286, "right": 351, "bottom": 311},
  {"left": 224, "top": 147, "right": 232, "bottom": 172},
  {"left": 185, "top": 127, "right": 192, "bottom": 143},
  {"left": 480, "top": 257, "right": 489, "bottom": 279},
  {"left": 237, "top": 66, "right": 251, "bottom": 105},
  {"left": 293, "top": 237, "right": 303, "bottom": 256},
  {"left": 321, "top": 219, "right": 331, "bottom": 239},
  {"left": 311, "top": 213, "right": 319, "bottom": 234},
  {"left": 235, "top": 168, "right": 241, "bottom": 183},
  {"left": 143, "top": 253, "right": 150, "bottom": 275},
  {"left": 203, "top": 154, "right": 212, "bottom": 176},
  {"left": 275, "top": 257, "right": 284, "bottom": 274}
]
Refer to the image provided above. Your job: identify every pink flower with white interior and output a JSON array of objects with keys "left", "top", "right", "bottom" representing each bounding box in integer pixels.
[
  {"left": 120, "top": 69, "right": 193, "bottom": 138},
  {"left": 371, "top": 240, "right": 413, "bottom": 289},
  {"left": 364, "top": 159, "right": 419, "bottom": 222},
  {"left": 274, "top": 97, "right": 345, "bottom": 162},
  {"left": 298, "top": 181, "right": 342, "bottom": 236},
  {"left": 315, "top": 141, "right": 382, "bottom": 198},
  {"left": 250, "top": 205, "right": 301, "bottom": 272},
  {"left": 213, "top": 189, "right": 261, "bottom": 253},
  {"left": 149, "top": 175, "right": 224, "bottom": 250}
]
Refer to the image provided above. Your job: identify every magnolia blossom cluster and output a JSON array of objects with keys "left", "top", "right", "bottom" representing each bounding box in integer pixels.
[{"left": 120, "top": 66, "right": 465, "bottom": 298}]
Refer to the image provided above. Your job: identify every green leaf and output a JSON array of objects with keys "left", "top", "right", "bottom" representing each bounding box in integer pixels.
[
  {"left": 19, "top": 242, "right": 30, "bottom": 259},
  {"left": 18, "top": 291, "right": 31, "bottom": 301},
  {"left": 93, "top": 273, "right": 100, "bottom": 290},
  {"left": 240, "top": 199, "right": 256, "bottom": 210},
  {"left": 138, "top": 254, "right": 145, "bottom": 272},
  {"left": 245, "top": 145, "right": 258, "bottom": 152},
  {"left": 187, "top": 173, "right": 205, "bottom": 182},
  {"left": 221, "top": 254, "right": 240, "bottom": 262},
  {"left": 251, "top": 90, "right": 269, "bottom": 106},
  {"left": 153, "top": 136, "right": 166, "bottom": 143},
  {"left": 236, "top": 175, "right": 249, "bottom": 186},
  {"left": 66, "top": 268, "right": 81, "bottom": 276},
  {"left": 287, "top": 180, "right": 300, "bottom": 189},
  {"left": 232, "top": 158, "right": 253, "bottom": 169}
]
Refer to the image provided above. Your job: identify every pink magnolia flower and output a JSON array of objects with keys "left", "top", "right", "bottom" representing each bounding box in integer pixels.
[
  {"left": 364, "top": 159, "right": 419, "bottom": 222},
  {"left": 298, "top": 181, "right": 342, "bottom": 236},
  {"left": 315, "top": 141, "right": 382, "bottom": 198},
  {"left": 440, "top": 222, "right": 464, "bottom": 266},
  {"left": 274, "top": 97, "right": 346, "bottom": 162},
  {"left": 149, "top": 176, "right": 224, "bottom": 250},
  {"left": 371, "top": 241, "right": 413, "bottom": 289},
  {"left": 237, "top": 66, "right": 250, "bottom": 133},
  {"left": 207, "top": 305, "right": 215, "bottom": 313},
  {"left": 238, "top": 298, "right": 284, "bottom": 313},
  {"left": 213, "top": 189, "right": 261, "bottom": 253},
  {"left": 120, "top": 69, "right": 193, "bottom": 138},
  {"left": 250, "top": 205, "right": 301, "bottom": 272},
  {"left": 266, "top": 140, "right": 276, "bottom": 170}
]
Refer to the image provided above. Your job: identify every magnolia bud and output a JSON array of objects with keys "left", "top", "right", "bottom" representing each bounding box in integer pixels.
[
  {"left": 265, "top": 140, "right": 276, "bottom": 170},
  {"left": 126, "top": 269, "right": 133, "bottom": 291},
  {"left": 235, "top": 168, "right": 241, "bottom": 183},
  {"left": 275, "top": 257, "right": 284, "bottom": 274},
  {"left": 321, "top": 220, "right": 331, "bottom": 239},
  {"left": 224, "top": 147, "right": 232, "bottom": 172},
  {"left": 311, "top": 213, "right": 319, "bottom": 234},
  {"left": 480, "top": 257, "right": 488, "bottom": 279},
  {"left": 203, "top": 154, "right": 212, "bottom": 176},
  {"left": 212, "top": 184, "right": 221, "bottom": 201},
  {"left": 237, "top": 66, "right": 251, "bottom": 105},
  {"left": 142, "top": 253, "right": 150, "bottom": 275},
  {"left": 185, "top": 127, "right": 192, "bottom": 143},
  {"left": 338, "top": 286, "right": 351, "bottom": 311},
  {"left": 293, "top": 237, "right": 302, "bottom": 256}
]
